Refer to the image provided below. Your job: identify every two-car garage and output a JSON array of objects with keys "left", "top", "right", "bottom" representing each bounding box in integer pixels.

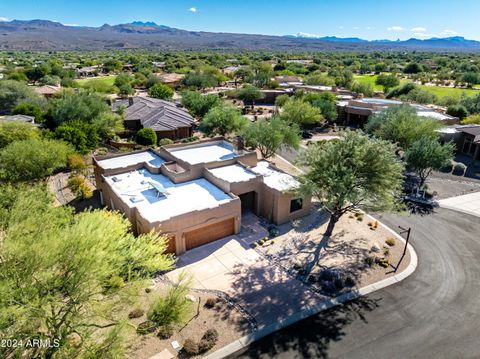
[{"left": 185, "top": 217, "right": 236, "bottom": 251}]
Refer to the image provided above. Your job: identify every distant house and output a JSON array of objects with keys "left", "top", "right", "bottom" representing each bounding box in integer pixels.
[
  {"left": 336, "top": 98, "right": 459, "bottom": 127},
  {"left": 457, "top": 126, "right": 480, "bottom": 162},
  {"left": 75, "top": 65, "right": 101, "bottom": 78},
  {"left": 156, "top": 73, "right": 185, "bottom": 88},
  {"left": 123, "top": 97, "right": 195, "bottom": 140},
  {"left": 274, "top": 75, "right": 303, "bottom": 87},
  {"left": 34, "top": 85, "right": 62, "bottom": 98}
]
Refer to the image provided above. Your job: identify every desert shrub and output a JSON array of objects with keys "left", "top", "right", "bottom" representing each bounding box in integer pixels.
[
  {"left": 67, "top": 174, "right": 93, "bottom": 200},
  {"left": 180, "top": 135, "right": 200, "bottom": 143},
  {"left": 453, "top": 162, "right": 467, "bottom": 175},
  {"left": 156, "top": 325, "right": 174, "bottom": 339},
  {"left": 136, "top": 320, "right": 157, "bottom": 335},
  {"left": 385, "top": 237, "right": 396, "bottom": 246},
  {"left": 128, "top": 308, "right": 144, "bottom": 319},
  {"left": 159, "top": 138, "right": 174, "bottom": 146},
  {"left": 383, "top": 247, "right": 390, "bottom": 256},
  {"left": 345, "top": 276, "right": 356, "bottom": 287},
  {"left": 334, "top": 277, "right": 344, "bottom": 290},
  {"left": 204, "top": 297, "right": 218, "bottom": 309},
  {"left": 96, "top": 147, "right": 108, "bottom": 156},
  {"left": 148, "top": 273, "right": 192, "bottom": 326},
  {"left": 106, "top": 275, "right": 124, "bottom": 290},
  {"left": 269, "top": 228, "right": 280, "bottom": 238},
  {"left": 183, "top": 338, "right": 199, "bottom": 356},
  {"left": 319, "top": 268, "right": 341, "bottom": 281},
  {"left": 135, "top": 128, "right": 157, "bottom": 146},
  {"left": 378, "top": 258, "right": 390, "bottom": 268},
  {"left": 198, "top": 329, "right": 219, "bottom": 353},
  {"left": 365, "top": 255, "right": 376, "bottom": 267}
]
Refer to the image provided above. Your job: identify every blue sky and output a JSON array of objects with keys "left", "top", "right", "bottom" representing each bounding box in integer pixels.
[{"left": 0, "top": 0, "right": 478, "bottom": 40}]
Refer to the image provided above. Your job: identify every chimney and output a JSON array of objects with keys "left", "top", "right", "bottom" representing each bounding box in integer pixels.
[
  {"left": 128, "top": 97, "right": 134, "bottom": 107},
  {"left": 233, "top": 135, "right": 245, "bottom": 153}
]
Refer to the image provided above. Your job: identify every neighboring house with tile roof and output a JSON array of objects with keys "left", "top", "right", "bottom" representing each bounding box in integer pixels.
[{"left": 123, "top": 97, "right": 196, "bottom": 140}]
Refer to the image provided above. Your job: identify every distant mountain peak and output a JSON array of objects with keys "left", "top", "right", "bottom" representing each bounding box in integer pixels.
[{"left": 130, "top": 21, "right": 159, "bottom": 27}]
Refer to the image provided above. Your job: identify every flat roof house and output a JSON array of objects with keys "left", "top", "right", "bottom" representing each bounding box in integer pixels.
[
  {"left": 93, "top": 137, "right": 311, "bottom": 255},
  {"left": 123, "top": 97, "right": 196, "bottom": 140},
  {"left": 337, "top": 98, "right": 459, "bottom": 127}
]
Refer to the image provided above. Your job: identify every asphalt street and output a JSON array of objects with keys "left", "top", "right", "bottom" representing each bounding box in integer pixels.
[{"left": 229, "top": 208, "right": 480, "bottom": 359}]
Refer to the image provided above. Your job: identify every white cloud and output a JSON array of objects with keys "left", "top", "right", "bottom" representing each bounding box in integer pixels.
[
  {"left": 411, "top": 27, "right": 427, "bottom": 32},
  {"left": 63, "top": 23, "right": 80, "bottom": 27},
  {"left": 388, "top": 26, "right": 404, "bottom": 31},
  {"left": 413, "top": 32, "right": 434, "bottom": 38},
  {"left": 0, "top": 16, "right": 10, "bottom": 22},
  {"left": 189, "top": 7, "right": 197, "bottom": 13},
  {"left": 353, "top": 26, "right": 359, "bottom": 30},
  {"left": 296, "top": 32, "right": 321, "bottom": 38},
  {"left": 440, "top": 29, "right": 458, "bottom": 36},
  {"left": 365, "top": 26, "right": 371, "bottom": 30},
  {"left": 338, "top": 26, "right": 344, "bottom": 30}
]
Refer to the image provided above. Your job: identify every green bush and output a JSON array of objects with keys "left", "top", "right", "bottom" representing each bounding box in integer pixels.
[
  {"left": 159, "top": 138, "right": 174, "bottom": 146},
  {"left": 148, "top": 83, "right": 174, "bottom": 100},
  {"left": 136, "top": 320, "right": 157, "bottom": 335},
  {"left": 136, "top": 128, "right": 157, "bottom": 146},
  {"left": 107, "top": 275, "right": 124, "bottom": 290},
  {"left": 147, "top": 273, "right": 192, "bottom": 327}
]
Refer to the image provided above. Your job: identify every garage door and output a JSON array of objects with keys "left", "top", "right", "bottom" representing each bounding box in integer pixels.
[{"left": 185, "top": 218, "right": 235, "bottom": 250}]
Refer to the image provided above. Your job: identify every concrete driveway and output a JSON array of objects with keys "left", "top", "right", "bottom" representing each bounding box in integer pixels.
[
  {"left": 438, "top": 191, "right": 480, "bottom": 217},
  {"left": 166, "top": 213, "right": 323, "bottom": 328}
]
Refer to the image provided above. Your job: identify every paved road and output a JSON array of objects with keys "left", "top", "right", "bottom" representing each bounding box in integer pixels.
[{"left": 228, "top": 208, "right": 480, "bottom": 359}]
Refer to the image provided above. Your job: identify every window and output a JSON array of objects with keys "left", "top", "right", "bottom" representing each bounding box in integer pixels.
[{"left": 290, "top": 198, "right": 303, "bottom": 213}]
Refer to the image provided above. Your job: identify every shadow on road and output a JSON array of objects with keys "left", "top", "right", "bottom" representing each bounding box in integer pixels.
[{"left": 228, "top": 296, "right": 381, "bottom": 359}]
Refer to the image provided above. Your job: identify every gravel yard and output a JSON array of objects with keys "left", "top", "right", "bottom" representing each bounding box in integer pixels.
[
  {"left": 254, "top": 204, "right": 411, "bottom": 294},
  {"left": 128, "top": 281, "right": 251, "bottom": 359}
]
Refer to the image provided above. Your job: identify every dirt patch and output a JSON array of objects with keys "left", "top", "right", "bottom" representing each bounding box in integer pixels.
[
  {"left": 127, "top": 282, "right": 250, "bottom": 359},
  {"left": 254, "top": 205, "right": 411, "bottom": 293}
]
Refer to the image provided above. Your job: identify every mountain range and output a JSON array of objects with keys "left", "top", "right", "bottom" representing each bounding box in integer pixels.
[{"left": 0, "top": 19, "right": 479, "bottom": 52}]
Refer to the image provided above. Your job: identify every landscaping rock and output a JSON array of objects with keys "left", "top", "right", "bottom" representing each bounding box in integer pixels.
[{"left": 185, "top": 294, "right": 196, "bottom": 302}]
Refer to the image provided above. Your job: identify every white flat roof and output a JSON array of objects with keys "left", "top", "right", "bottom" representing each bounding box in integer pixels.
[
  {"left": 105, "top": 169, "right": 233, "bottom": 222},
  {"left": 209, "top": 164, "right": 257, "bottom": 183},
  {"left": 169, "top": 141, "right": 239, "bottom": 165},
  {"left": 417, "top": 111, "right": 452, "bottom": 121},
  {"left": 251, "top": 161, "right": 299, "bottom": 192},
  {"left": 97, "top": 151, "right": 165, "bottom": 170}
]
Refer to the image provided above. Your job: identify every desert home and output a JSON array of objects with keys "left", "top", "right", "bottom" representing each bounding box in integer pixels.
[
  {"left": 122, "top": 97, "right": 196, "bottom": 140},
  {"left": 93, "top": 137, "right": 311, "bottom": 255}
]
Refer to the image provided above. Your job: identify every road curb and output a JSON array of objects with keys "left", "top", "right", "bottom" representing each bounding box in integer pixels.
[{"left": 203, "top": 215, "right": 418, "bottom": 359}]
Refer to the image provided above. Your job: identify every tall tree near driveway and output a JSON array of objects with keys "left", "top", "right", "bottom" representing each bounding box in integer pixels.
[{"left": 297, "top": 131, "right": 404, "bottom": 237}]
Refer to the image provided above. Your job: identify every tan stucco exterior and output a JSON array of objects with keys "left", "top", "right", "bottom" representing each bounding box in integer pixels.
[{"left": 93, "top": 138, "right": 311, "bottom": 255}]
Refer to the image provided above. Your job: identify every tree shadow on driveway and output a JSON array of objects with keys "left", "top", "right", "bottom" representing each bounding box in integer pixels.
[{"left": 227, "top": 296, "right": 381, "bottom": 359}]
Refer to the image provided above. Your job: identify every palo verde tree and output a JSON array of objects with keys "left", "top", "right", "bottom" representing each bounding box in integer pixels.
[
  {"left": 375, "top": 73, "right": 400, "bottom": 93},
  {"left": 297, "top": 130, "right": 404, "bottom": 238},
  {"left": 405, "top": 137, "right": 455, "bottom": 187},
  {"left": 200, "top": 105, "right": 248, "bottom": 137},
  {"left": 243, "top": 117, "right": 300, "bottom": 158},
  {"left": 236, "top": 85, "right": 265, "bottom": 109},
  {"left": 365, "top": 104, "right": 441, "bottom": 150},
  {"left": 0, "top": 185, "right": 175, "bottom": 358}
]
